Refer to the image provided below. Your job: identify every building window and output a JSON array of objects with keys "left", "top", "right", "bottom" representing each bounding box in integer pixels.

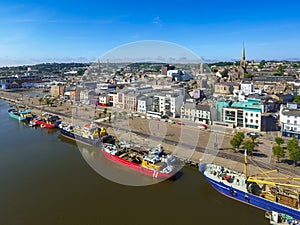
[
  {"left": 256, "top": 120, "right": 258, "bottom": 124},
  {"left": 256, "top": 114, "right": 258, "bottom": 117},
  {"left": 287, "top": 120, "right": 290, "bottom": 123},
  {"left": 250, "top": 119, "right": 253, "bottom": 123},
  {"left": 251, "top": 113, "right": 253, "bottom": 117},
  {"left": 295, "top": 121, "right": 297, "bottom": 124},
  {"left": 245, "top": 113, "right": 248, "bottom": 116}
]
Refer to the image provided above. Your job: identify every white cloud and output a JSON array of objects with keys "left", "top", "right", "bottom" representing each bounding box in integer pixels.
[{"left": 153, "top": 16, "right": 161, "bottom": 25}]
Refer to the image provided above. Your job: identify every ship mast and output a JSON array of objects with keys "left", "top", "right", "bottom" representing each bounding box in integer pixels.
[{"left": 244, "top": 150, "right": 247, "bottom": 178}]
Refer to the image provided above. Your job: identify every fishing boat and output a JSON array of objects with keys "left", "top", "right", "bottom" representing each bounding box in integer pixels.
[
  {"left": 265, "top": 211, "right": 300, "bottom": 224},
  {"left": 8, "top": 108, "right": 33, "bottom": 121},
  {"left": 32, "top": 113, "right": 61, "bottom": 128},
  {"left": 101, "top": 143, "right": 179, "bottom": 178},
  {"left": 58, "top": 122, "right": 114, "bottom": 146},
  {"left": 199, "top": 151, "right": 300, "bottom": 220}
]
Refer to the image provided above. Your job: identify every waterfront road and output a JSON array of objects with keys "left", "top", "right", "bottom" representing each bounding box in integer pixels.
[{"left": 1, "top": 90, "right": 299, "bottom": 178}]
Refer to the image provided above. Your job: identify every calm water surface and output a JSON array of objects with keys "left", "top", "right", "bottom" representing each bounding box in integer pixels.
[{"left": 0, "top": 100, "right": 267, "bottom": 225}]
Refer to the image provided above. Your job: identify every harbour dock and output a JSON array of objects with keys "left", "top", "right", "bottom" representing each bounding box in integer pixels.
[{"left": 1, "top": 90, "right": 300, "bottom": 177}]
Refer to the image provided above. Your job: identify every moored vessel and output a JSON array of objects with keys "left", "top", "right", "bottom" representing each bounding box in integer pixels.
[
  {"left": 32, "top": 113, "right": 61, "bottom": 128},
  {"left": 101, "top": 143, "right": 179, "bottom": 179},
  {"left": 265, "top": 211, "right": 300, "bottom": 224},
  {"left": 58, "top": 122, "right": 114, "bottom": 146},
  {"left": 8, "top": 108, "right": 33, "bottom": 121},
  {"left": 199, "top": 151, "right": 300, "bottom": 220}
]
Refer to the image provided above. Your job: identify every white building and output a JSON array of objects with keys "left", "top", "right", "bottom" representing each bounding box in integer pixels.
[
  {"left": 137, "top": 96, "right": 152, "bottom": 114},
  {"left": 80, "top": 89, "right": 94, "bottom": 104},
  {"left": 220, "top": 99, "right": 263, "bottom": 131},
  {"left": 152, "top": 92, "right": 184, "bottom": 118},
  {"left": 280, "top": 103, "right": 300, "bottom": 139},
  {"left": 167, "top": 70, "right": 179, "bottom": 77},
  {"left": 240, "top": 81, "right": 254, "bottom": 95},
  {"left": 181, "top": 102, "right": 212, "bottom": 124}
]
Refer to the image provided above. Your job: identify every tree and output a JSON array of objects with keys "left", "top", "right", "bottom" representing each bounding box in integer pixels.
[
  {"left": 44, "top": 98, "right": 51, "bottom": 106},
  {"left": 244, "top": 140, "right": 255, "bottom": 157},
  {"left": 230, "top": 137, "right": 240, "bottom": 152},
  {"left": 276, "top": 64, "right": 284, "bottom": 75},
  {"left": 108, "top": 113, "right": 112, "bottom": 123},
  {"left": 250, "top": 135, "right": 257, "bottom": 143},
  {"left": 275, "top": 137, "right": 284, "bottom": 146},
  {"left": 236, "top": 132, "right": 245, "bottom": 140},
  {"left": 220, "top": 69, "right": 229, "bottom": 77},
  {"left": 293, "top": 95, "right": 300, "bottom": 103},
  {"left": 230, "top": 132, "right": 245, "bottom": 152},
  {"left": 38, "top": 97, "right": 43, "bottom": 105},
  {"left": 244, "top": 73, "right": 252, "bottom": 78},
  {"left": 287, "top": 137, "right": 300, "bottom": 166},
  {"left": 258, "top": 60, "right": 266, "bottom": 69},
  {"left": 272, "top": 145, "right": 285, "bottom": 163},
  {"left": 77, "top": 68, "right": 86, "bottom": 76}
]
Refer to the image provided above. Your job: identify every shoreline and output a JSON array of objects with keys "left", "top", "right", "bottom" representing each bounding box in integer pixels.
[{"left": 1, "top": 89, "right": 300, "bottom": 177}]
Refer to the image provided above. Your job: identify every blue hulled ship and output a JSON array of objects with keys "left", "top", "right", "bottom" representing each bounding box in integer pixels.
[
  {"left": 58, "top": 122, "right": 114, "bottom": 146},
  {"left": 199, "top": 151, "right": 300, "bottom": 220}
]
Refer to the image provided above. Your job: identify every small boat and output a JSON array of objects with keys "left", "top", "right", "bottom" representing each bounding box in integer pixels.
[
  {"left": 199, "top": 151, "right": 300, "bottom": 220},
  {"left": 8, "top": 108, "right": 33, "bottom": 121},
  {"left": 32, "top": 113, "right": 60, "bottom": 128},
  {"left": 58, "top": 122, "right": 114, "bottom": 146},
  {"left": 101, "top": 143, "right": 179, "bottom": 179},
  {"left": 28, "top": 120, "right": 37, "bottom": 127},
  {"left": 265, "top": 211, "right": 300, "bottom": 224}
]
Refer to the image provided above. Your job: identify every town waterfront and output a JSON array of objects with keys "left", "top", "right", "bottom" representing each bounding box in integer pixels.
[{"left": 0, "top": 99, "right": 267, "bottom": 225}]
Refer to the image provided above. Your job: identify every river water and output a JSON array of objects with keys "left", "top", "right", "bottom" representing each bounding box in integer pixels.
[{"left": 0, "top": 99, "right": 267, "bottom": 225}]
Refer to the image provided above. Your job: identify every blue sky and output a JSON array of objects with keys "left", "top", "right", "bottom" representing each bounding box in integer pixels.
[{"left": 1, "top": 0, "right": 300, "bottom": 66}]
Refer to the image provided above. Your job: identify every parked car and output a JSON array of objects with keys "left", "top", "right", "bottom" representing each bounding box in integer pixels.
[
  {"left": 246, "top": 132, "right": 261, "bottom": 137},
  {"left": 198, "top": 123, "right": 207, "bottom": 129},
  {"left": 176, "top": 121, "right": 184, "bottom": 125},
  {"left": 168, "top": 119, "right": 175, "bottom": 124}
]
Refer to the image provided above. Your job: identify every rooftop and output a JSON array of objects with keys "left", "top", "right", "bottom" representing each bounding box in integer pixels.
[{"left": 282, "top": 109, "right": 300, "bottom": 117}]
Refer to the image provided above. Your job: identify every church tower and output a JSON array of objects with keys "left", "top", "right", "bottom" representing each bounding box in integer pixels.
[{"left": 238, "top": 43, "right": 247, "bottom": 79}]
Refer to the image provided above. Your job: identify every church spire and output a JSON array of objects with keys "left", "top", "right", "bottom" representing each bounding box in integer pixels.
[
  {"left": 242, "top": 42, "right": 245, "bottom": 61},
  {"left": 238, "top": 43, "right": 247, "bottom": 79}
]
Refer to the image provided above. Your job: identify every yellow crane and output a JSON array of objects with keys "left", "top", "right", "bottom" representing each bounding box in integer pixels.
[{"left": 243, "top": 151, "right": 300, "bottom": 189}]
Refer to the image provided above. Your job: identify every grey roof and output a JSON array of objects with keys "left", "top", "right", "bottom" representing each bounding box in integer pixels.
[
  {"left": 195, "top": 104, "right": 211, "bottom": 111},
  {"left": 282, "top": 109, "right": 300, "bottom": 117},
  {"left": 182, "top": 103, "right": 211, "bottom": 112},
  {"left": 242, "top": 78, "right": 252, "bottom": 82},
  {"left": 241, "top": 80, "right": 252, "bottom": 84},
  {"left": 182, "top": 102, "right": 196, "bottom": 109},
  {"left": 216, "top": 82, "right": 240, "bottom": 86},
  {"left": 252, "top": 76, "right": 295, "bottom": 82},
  {"left": 246, "top": 94, "right": 271, "bottom": 101}
]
